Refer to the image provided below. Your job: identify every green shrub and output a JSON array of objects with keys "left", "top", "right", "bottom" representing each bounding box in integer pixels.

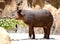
[{"left": 0, "top": 18, "right": 26, "bottom": 30}]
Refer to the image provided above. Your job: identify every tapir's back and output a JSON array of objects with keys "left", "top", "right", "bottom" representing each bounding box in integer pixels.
[{"left": 23, "top": 9, "right": 53, "bottom": 27}]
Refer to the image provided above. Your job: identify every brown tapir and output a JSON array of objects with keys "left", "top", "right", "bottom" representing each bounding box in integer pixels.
[
  {"left": 15, "top": 9, "right": 53, "bottom": 39},
  {"left": 8, "top": 9, "right": 53, "bottom": 39}
]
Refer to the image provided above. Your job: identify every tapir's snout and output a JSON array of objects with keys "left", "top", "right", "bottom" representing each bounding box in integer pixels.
[
  {"left": 9, "top": 13, "right": 20, "bottom": 19},
  {"left": 2, "top": 11, "right": 20, "bottom": 19}
]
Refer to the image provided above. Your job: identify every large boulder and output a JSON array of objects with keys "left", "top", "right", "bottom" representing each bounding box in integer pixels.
[
  {"left": 0, "top": 27, "right": 11, "bottom": 44},
  {"left": 45, "top": 0, "right": 60, "bottom": 9}
]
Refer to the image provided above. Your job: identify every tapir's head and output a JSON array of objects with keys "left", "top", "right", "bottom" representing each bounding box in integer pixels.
[{"left": 16, "top": 9, "right": 24, "bottom": 20}]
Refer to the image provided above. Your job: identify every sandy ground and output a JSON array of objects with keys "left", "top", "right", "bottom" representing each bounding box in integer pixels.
[{"left": 9, "top": 33, "right": 60, "bottom": 44}]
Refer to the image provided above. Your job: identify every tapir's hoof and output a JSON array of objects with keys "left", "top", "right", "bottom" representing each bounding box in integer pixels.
[
  {"left": 32, "top": 37, "right": 35, "bottom": 39},
  {"left": 29, "top": 37, "right": 35, "bottom": 39},
  {"left": 44, "top": 35, "right": 50, "bottom": 39},
  {"left": 44, "top": 37, "right": 50, "bottom": 39}
]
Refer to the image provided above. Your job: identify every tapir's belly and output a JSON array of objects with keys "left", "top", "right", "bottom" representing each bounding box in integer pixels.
[
  {"left": 33, "top": 17, "right": 51, "bottom": 27},
  {"left": 24, "top": 15, "right": 53, "bottom": 27}
]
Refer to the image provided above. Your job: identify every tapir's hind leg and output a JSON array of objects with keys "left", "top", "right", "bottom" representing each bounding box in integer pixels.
[
  {"left": 43, "top": 26, "right": 51, "bottom": 39},
  {"left": 29, "top": 26, "right": 35, "bottom": 39}
]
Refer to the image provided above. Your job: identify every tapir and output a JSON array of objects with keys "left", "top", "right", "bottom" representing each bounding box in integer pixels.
[{"left": 9, "top": 9, "right": 54, "bottom": 39}]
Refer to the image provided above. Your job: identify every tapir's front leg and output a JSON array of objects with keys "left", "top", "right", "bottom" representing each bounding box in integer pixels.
[{"left": 29, "top": 26, "right": 35, "bottom": 39}]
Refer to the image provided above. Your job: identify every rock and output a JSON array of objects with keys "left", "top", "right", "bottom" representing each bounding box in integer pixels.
[{"left": 0, "top": 27, "right": 11, "bottom": 44}]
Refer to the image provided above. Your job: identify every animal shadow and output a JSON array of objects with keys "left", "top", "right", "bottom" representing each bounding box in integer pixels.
[{"left": 21, "top": 38, "right": 57, "bottom": 40}]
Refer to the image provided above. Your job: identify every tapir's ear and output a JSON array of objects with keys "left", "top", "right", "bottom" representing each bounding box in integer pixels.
[{"left": 17, "top": 10, "right": 22, "bottom": 14}]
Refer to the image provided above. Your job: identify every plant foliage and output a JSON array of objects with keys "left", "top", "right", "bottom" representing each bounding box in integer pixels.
[{"left": 0, "top": 18, "right": 26, "bottom": 30}]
